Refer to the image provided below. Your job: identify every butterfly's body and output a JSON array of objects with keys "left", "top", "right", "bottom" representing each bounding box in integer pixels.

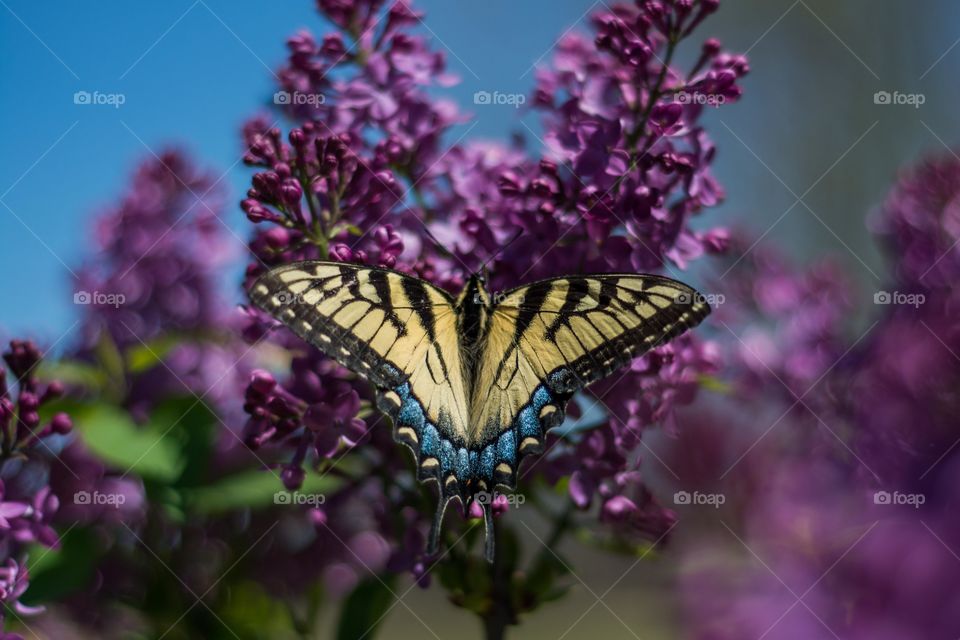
[
  {"left": 251, "top": 261, "right": 710, "bottom": 561},
  {"left": 453, "top": 275, "right": 492, "bottom": 378}
]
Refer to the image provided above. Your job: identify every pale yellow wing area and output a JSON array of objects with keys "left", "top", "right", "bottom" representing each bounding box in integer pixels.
[
  {"left": 468, "top": 274, "right": 711, "bottom": 484},
  {"left": 250, "top": 261, "right": 470, "bottom": 440}
]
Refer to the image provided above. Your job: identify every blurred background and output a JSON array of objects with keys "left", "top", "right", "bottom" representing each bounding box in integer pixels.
[
  {"left": 2, "top": 0, "right": 958, "bottom": 337},
  {"left": 2, "top": 1, "right": 958, "bottom": 638}
]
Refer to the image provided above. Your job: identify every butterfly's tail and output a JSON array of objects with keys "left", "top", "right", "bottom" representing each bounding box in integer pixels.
[
  {"left": 426, "top": 495, "right": 449, "bottom": 557},
  {"left": 426, "top": 495, "right": 496, "bottom": 564},
  {"left": 482, "top": 501, "right": 495, "bottom": 563}
]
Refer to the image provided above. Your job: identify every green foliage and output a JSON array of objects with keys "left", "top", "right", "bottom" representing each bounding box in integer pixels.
[
  {"left": 126, "top": 334, "right": 184, "bottom": 374},
  {"left": 218, "top": 581, "right": 301, "bottom": 640},
  {"left": 21, "top": 528, "right": 102, "bottom": 605},
  {"left": 72, "top": 402, "right": 185, "bottom": 483},
  {"left": 434, "top": 518, "right": 574, "bottom": 634},
  {"left": 335, "top": 575, "right": 397, "bottom": 640},
  {"left": 187, "top": 469, "right": 341, "bottom": 515}
]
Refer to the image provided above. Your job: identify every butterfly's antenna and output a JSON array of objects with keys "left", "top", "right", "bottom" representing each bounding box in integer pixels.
[
  {"left": 414, "top": 218, "right": 456, "bottom": 261},
  {"left": 479, "top": 228, "right": 524, "bottom": 274},
  {"left": 427, "top": 496, "right": 448, "bottom": 557},
  {"left": 482, "top": 502, "right": 495, "bottom": 564}
]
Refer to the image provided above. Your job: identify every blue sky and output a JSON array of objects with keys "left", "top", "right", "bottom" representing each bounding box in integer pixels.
[
  {"left": 2, "top": 0, "right": 960, "bottom": 343},
  {"left": 0, "top": 0, "right": 610, "bottom": 343}
]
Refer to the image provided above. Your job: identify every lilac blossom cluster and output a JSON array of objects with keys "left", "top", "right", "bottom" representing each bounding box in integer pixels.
[
  {"left": 74, "top": 150, "right": 239, "bottom": 417},
  {"left": 677, "top": 152, "right": 960, "bottom": 638},
  {"left": 239, "top": 0, "right": 745, "bottom": 577},
  {"left": 0, "top": 341, "right": 72, "bottom": 638}
]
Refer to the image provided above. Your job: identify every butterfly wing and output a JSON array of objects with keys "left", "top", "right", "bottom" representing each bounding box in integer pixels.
[
  {"left": 468, "top": 274, "right": 711, "bottom": 490},
  {"left": 250, "top": 261, "right": 471, "bottom": 484}
]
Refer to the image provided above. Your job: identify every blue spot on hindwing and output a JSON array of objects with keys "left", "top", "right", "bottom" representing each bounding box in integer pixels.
[
  {"left": 421, "top": 424, "right": 439, "bottom": 456},
  {"left": 497, "top": 430, "right": 516, "bottom": 465},
  {"left": 469, "top": 450, "right": 478, "bottom": 476},
  {"left": 480, "top": 445, "right": 495, "bottom": 480},
  {"left": 456, "top": 448, "right": 469, "bottom": 480},
  {"left": 395, "top": 384, "right": 425, "bottom": 430},
  {"left": 514, "top": 384, "right": 554, "bottom": 439},
  {"left": 518, "top": 405, "right": 539, "bottom": 438},
  {"left": 532, "top": 385, "right": 551, "bottom": 410},
  {"left": 441, "top": 440, "right": 455, "bottom": 474}
]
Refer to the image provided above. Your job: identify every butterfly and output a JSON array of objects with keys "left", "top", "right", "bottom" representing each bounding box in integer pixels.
[{"left": 251, "top": 261, "right": 710, "bottom": 562}]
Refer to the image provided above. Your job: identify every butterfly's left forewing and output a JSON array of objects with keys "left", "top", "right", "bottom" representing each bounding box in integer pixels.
[{"left": 468, "top": 274, "right": 711, "bottom": 490}]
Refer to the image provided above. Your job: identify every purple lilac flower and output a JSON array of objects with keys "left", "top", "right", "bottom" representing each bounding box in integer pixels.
[
  {"left": 712, "top": 239, "right": 855, "bottom": 406},
  {"left": 74, "top": 150, "right": 242, "bottom": 418},
  {"left": 678, "top": 151, "right": 960, "bottom": 639},
  {"left": 0, "top": 341, "right": 74, "bottom": 630},
  {"left": 681, "top": 457, "right": 960, "bottom": 640},
  {"left": 240, "top": 0, "right": 744, "bottom": 568},
  {"left": 853, "top": 152, "right": 960, "bottom": 488}
]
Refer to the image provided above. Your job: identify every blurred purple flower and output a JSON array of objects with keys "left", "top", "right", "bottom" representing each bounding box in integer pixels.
[
  {"left": 678, "top": 150, "right": 960, "bottom": 639},
  {"left": 0, "top": 341, "right": 75, "bottom": 629},
  {"left": 74, "top": 150, "right": 243, "bottom": 418}
]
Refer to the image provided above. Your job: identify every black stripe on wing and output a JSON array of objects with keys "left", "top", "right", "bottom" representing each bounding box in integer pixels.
[{"left": 495, "top": 274, "right": 712, "bottom": 394}]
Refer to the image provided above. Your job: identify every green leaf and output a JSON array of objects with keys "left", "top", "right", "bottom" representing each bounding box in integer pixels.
[
  {"left": 218, "top": 580, "right": 299, "bottom": 639},
  {"left": 697, "top": 373, "right": 732, "bottom": 393},
  {"left": 95, "top": 331, "right": 126, "bottom": 384},
  {"left": 335, "top": 575, "right": 396, "bottom": 640},
  {"left": 73, "top": 403, "right": 184, "bottom": 482},
  {"left": 186, "top": 469, "right": 343, "bottom": 515},
  {"left": 146, "top": 396, "right": 217, "bottom": 488},
  {"left": 125, "top": 334, "right": 182, "bottom": 374},
  {"left": 21, "top": 528, "right": 100, "bottom": 605},
  {"left": 36, "top": 359, "right": 108, "bottom": 391}
]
